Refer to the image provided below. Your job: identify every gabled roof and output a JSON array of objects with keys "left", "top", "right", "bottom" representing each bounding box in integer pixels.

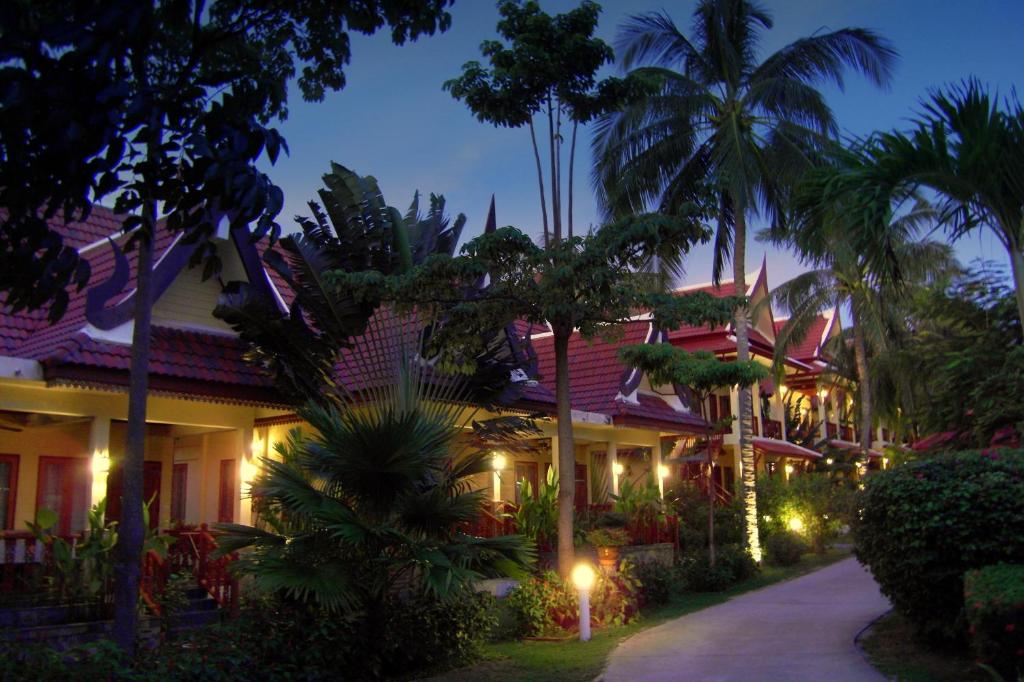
[
  {"left": 773, "top": 308, "right": 838, "bottom": 363},
  {"left": 529, "top": 320, "right": 707, "bottom": 432}
]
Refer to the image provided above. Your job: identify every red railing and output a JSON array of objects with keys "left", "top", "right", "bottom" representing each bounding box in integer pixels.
[
  {"left": 826, "top": 422, "right": 838, "bottom": 439},
  {"left": 751, "top": 417, "right": 760, "bottom": 436},
  {"left": 841, "top": 425, "right": 855, "bottom": 442},
  {"left": 764, "top": 419, "right": 783, "bottom": 440},
  {"left": 139, "top": 524, "right": 238, "bottom": 616}
]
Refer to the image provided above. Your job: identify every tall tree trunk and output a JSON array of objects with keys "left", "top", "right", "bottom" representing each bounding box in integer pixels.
[
  {"left": 733, "top": 209, "right": 762, "bottom": 563},
  {"left": 852, "top": 311, "right": 873, "bottom": 456},
  {"left": 1009, "top": 245, "right": 1024, "bottom": 325},
  {"left": 707, "top": 435, "right": 716, "bottom": 568},
  {"left": 553, "top": 328, "right": 575, "bottom": 577},
  {"left": 567, "top": 120, "right": 577, "bottom": 239},
  {"left": 547, "top": 96, "right": 560, "bottom": 242},
  {"left": 528, "top": 120, "right": 550, "bottom": 247},
  {"left": 112, "top": 208, "right": 156, "bottom": 652}
]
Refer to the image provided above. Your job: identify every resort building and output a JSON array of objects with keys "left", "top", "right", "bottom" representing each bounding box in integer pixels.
[{"left": 0, "top": 210, "right": 888, "bottom": 540}]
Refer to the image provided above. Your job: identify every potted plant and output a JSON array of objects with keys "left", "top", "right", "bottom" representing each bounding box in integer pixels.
[{"left": 586, "top": 527, "right": 631, "bottom": 572}]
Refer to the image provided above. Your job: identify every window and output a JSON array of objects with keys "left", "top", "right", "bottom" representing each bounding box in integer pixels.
[
  {"left": 574, "top": 463, "right": 588, "bottom": 510},
  {"left": 0, "top": 454, "right": 19, "bottom": 530},
  {"left": 36, "top": 457, "right": 90, "bottom": 534},
  {"left": 719, "top": 396, "right": 730, "bottom": 421},
  {"left": 218, "top": 459, "right": 236, "bottom": 523},
  {"left": 171, "top": 463, "right": 188, "bottom": 524}
]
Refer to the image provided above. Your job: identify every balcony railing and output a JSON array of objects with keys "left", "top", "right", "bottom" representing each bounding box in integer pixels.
[
  {"left": 764, "top": 419, "right": 783, "bottom": 440},
  {"left": 826, "top": 422, "right": 838, "bottom": 439},
  {"left": 751, "top": 417, "right": 760, "bottom": 436},
  {"left": 841, "top": 425, "right": 855, "bottom": 442}
]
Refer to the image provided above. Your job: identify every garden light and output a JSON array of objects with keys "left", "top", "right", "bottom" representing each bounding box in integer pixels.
[
  {"left": 784, "top": 463, "right": 794, "bottom": 475},
  {"left": 763, "top": 515, "right": 772, "bottom": 522},
  {"left": 492, "top": 453, "right": 507, "bottom": 471},
  {"left": 571, "top": 563, "right": 596, "bottom": 642},
  {"left": 882, "top": 457, "right": 889, "bottom": 468},
  {"left": 825, "top": 457, "right": 834, "bottom": 466},
  {"left": 658, "top": 464, "right": 670, "bottom": 479},
  {"left": 787, "top": 516, "right": 805, "bottom": 533},
  {"left": 612, "top": 461, "right": 624, "bottom": 476}
]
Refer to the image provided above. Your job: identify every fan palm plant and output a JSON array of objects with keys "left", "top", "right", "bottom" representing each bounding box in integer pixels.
[{"left": 592, "top": 0, "right": 896, "bottom": 561}]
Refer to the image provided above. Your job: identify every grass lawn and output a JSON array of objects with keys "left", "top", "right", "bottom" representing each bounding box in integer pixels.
[
  {"left": 859, "top": 610, "right": 986, "bottom": 682},
  {"left": 425, "top": 548, "right": 851, "bottom": 682}
]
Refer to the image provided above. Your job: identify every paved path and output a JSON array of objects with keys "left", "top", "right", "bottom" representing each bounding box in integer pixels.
[{"left": 603, "top": 557, "right": 890, "bottom": 682}]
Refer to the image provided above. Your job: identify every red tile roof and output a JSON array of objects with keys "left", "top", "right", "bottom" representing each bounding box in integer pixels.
[
  {"left": 774, "top": 313, "right": 834, "bottom": 362},
  {"left": 752, "top": 436, "right": 822, "bottom": 460},
  {"left": 530, "top": 321, "right": 706, "bottom": 431}
]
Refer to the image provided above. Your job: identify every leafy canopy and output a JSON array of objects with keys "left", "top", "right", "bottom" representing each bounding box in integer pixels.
[{"left": 0, "top": 0, "right": 454, "bottom": 320}]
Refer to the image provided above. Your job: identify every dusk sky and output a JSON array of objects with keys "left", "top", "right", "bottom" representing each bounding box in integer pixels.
[{"left": 262, "top": 0, "right": 1024, "bottom": 296}]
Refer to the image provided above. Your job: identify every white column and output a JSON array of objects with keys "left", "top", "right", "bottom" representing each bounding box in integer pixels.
[
  {"left": 238, "top": 427, "right": 255, "bottom": 526},
  {"left": 817, "top": 392, "right": 828, "bottom": 441},
  {"left": 89, "top": 416, "right": 112, "bottom": 511},
  {"left": 607, "top": 442, "right": 619, "bottom": 496},
  {"left": 776, "top": 391, "right": 788, "bottom": 441},
  {"left": 653, "top": 442, "right": 664, "bottom": 499}
]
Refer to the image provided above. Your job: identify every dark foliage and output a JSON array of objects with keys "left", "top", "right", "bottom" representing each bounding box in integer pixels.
[
  {"left": 764, "top": 531, "right": 807, "bottom": 567},
  {"left": 964, "top": 564, "right": 1024, "bottom": 680},
  {"left": 854, "top": 450, "right": 1024, "bottom": 641}
]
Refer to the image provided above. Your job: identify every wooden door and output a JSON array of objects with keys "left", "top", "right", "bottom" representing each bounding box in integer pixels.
[
  {"left": 514, "top": 461, "right": 539, "bottom": 505},
  {"left": 218, "top": 459, "right": 236, "bottom": 523},
  {"left": 36, "top": 456, "right": 90, "bottom": 534},
  {"left": 171, "top": 463, "right": 188, "bottom": 524},
  {"left": 0, "top": 454, "right": 18, "bottom": 530},
  {"left": 106, "top": 460, "right": 162, "bottom": 529},
  {"left": 574, "top": 463, "right": 588, "bottom": 510}
]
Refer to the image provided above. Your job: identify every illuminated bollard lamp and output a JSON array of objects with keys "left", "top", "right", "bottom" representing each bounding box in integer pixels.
[{"left": 571, "top": 563, "right": 596, "bottom": 642}]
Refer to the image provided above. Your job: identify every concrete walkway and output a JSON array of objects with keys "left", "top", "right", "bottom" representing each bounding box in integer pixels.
[{"left": 603, "top": 557, "right": 890, "bottom": 682}]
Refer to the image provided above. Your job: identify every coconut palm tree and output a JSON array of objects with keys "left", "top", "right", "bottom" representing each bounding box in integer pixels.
[{"left": 592, "top": 0, "right": 896, "bottom": 560}]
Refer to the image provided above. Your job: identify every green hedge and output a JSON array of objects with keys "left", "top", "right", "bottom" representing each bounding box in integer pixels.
[
  {"left": 854, "top": 450, "right": 1024, "bottom": 641},
  {"left": 965, "top": 564, "right": 1024, "bottom": 679},
  {"left": 765, "top": 530, "right": 807, "bottom": 567}
]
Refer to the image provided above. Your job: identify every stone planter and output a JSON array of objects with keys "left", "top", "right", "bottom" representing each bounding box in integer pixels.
[{"left": 620, "top": 542, "right": 674, "bottom": 568}]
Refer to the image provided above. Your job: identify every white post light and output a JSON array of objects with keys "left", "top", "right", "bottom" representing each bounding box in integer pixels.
[{"left": 571, "top": 563, "right": 596, "bottom": 642}]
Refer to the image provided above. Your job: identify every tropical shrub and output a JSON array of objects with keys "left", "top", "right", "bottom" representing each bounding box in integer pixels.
[
  {"left": 765, "top": 531, "right": 807, "bottom": 567},
  {"left": 586, "top": 527, "right": 631, "bottom": 547},
  {"left": 716, "top": 544, "right": 759, "bottom": 582},
  {"left": 758, "top": 473, "right": 853, "bottom": 553},
  {"left": 613, "top": 476, "right": 664, "bottom": 529},
  {"left": 504, "top": 571, "right": 578, "bottom": 636},
  {"left": 964, "top": 564, "right": 1024, "bottom": 680},
  {"left": 632, "top": 559, "right": 674, "bottom": 606},
  {"left": 679, "top": 550, "right": 735, "bottom": 592},
  {"left": 854, "top": 450, "right": 1024, "bottom": 641},
  {"left": 590, "top": 560, "right": 642, "bottom": 626},
  {"left": 670, "top": 485, "right": 745, "bottom": 552},
  {"left": 513, "top": 468, "right": 559, "bottom": 549}
]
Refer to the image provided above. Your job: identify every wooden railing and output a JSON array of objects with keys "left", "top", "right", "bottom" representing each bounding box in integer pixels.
[
  {"left": 764, "top": 419, "right": 783, "bottom": 440},
  {"left": 751, "top": 417, "right": 760, "bottom": 436},
  {"left": 826, "top": 422, "right": 838, "bottom": 439},
  {"left": 137, "top": 524, "right": 238, "bottom": 616},
  {"left": 0, "top": 531, "right": 80, "bottom": 596},
  {"left": 841, "top": 425, "right": 855, "bottom": 442}
]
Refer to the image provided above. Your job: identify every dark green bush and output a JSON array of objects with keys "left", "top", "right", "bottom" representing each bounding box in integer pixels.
[
  {"left": 757, "top": 473, "right": 853, "bottom": 553},
  {"left": 670, "top": 486, "right": 745, "bottom": 551},
  {"left": 716, "top": 544, "right": 759, "bottom": 582},
  {"left": 632, "top": 559, "right": 674, "bottom": 606},
  {"left": 964, "top": 564, "right": 1024, "bottom": 679},
  {"left": 679, "top": 550, "right": 735, "bottom": 592},
  {"left": 765, "top": 531, "right": 807, "bottom": 567},
  {"left": 854, "top": 450, "right": 1024, "bottom": 641}
]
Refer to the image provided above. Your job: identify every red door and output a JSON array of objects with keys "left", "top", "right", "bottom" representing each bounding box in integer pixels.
[
  {"left": 106, "top": 461, "right": 162, "bottom": 529},
  {"left": 574, "top": 464, "right": 588, "bottom": 510},
  {"left": 36, "top": 457, "right": 90, "bottom": 534},
  {"left": 170, "top": 463, "right": 188, "bottom": 524},
  {"left": 218, "top": 459, "right": 236, "bottom": 523},
  {"left": 0, "top": 454, "right": 19, "bottom": 530}
]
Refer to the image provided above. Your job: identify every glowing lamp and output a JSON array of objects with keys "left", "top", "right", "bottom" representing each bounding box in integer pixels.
[
  {"left": 658, "top": 464, "right": 670, "bottom": 479},
  {"left": 492, "top": 453, "right": 507, "bottom": 471},
  {"left": 882, "top": 457, "right": 889, "bottom": 467},
  {"left": 825, "top": 457, "right": 834, "bottom": 466},
  {"left": 612, "top": 462, "right": 624, "bottom": 476},
  {"left": 763, "top": 515, "right": 773, "bottom": 523},
  {"left": 819, "top": 388, "right": 829, "bottom": 399},
  {"left": 571, "top": 563, "right": 596, "bottom": 642},
  {"left": 779, "top": 384, "right": 788, "bottom": 395},
  {"left": 784, "top": 464, "right": 795, "bottom": 475},
  {"left": 787, "top": 516, "right": 805, "bottom": 533},
  {"left": 91, "top": 451, "right": 111, "bottom": 476}
]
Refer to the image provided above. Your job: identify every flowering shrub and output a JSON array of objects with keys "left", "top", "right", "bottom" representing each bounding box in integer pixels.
[
  {"left": 854, "top": 450, "right": 1024, "bottom": 641},
  {"left": 964, "top": 564, "right": 1024, "bottom": 679},
  {"left": 504, "top": 563, "right": 643, "bottom": 637}
]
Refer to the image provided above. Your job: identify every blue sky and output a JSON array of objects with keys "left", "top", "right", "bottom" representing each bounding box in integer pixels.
[{"left": 263, "top": 0, "right": 1023, "bottom": 291}]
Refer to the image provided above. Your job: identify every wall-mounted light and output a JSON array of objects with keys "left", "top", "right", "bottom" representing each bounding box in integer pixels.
[
  {"left": 492, "top": 453, "right": 507, "bottom": 471},
  {"left": 612, "top": 462, "right": 624, "bottom": 476},
  {"left": 818, "top": 388, "right": 829, "bottom": 399},
  {"left": 825, "top": 457, "right": 834, "bottom": 466},
  {"left": 657, "top": 464, "right": 670, "bottom": 479},
  {"left": 784, "top": 463, "right": 795, "bottom": 475},
  {"left": 882, "top": 457, "right": 889, "bottom": 468}
]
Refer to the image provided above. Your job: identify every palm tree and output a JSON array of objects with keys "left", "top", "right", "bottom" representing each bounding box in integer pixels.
[
  {"left": 764, "top": 145, "right": 957, "bottom": 457},
  {"left": 592, "top": 0, "right": 896, "bottom": 561},
  {"left": 839, "top": 81, "right": 1024, "bottom": 322}
]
